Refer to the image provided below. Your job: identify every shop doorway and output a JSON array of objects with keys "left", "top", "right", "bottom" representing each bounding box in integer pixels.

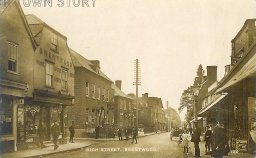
[{"left": 40, "top": 107, "right": 51, "bottom": 140}]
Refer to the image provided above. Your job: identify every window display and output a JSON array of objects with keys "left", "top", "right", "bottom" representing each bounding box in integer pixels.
[{"left": 0, "top": 96, "right": 13, "bottom": 135}]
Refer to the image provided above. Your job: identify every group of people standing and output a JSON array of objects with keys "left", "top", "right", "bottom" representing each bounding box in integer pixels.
[
  {"left": 117, "top": 127, "right": 138, "bottom": 144},
  {"left": 180, "top": 121, "right": 230, "bottom": 158},
  {"left": 38, "top": 120, "right": 75, "bottom": 150}
]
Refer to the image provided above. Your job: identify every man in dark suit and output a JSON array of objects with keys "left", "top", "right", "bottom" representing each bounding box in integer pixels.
[
  {"left": 131, "top": 127, "right": 138, "bottom": 144},
  {"left": 192, "top": 122, "right": 201, "bottom": 158},
  {"left": 51, "top": 120, "right": 60, "bottom": 150},
  {"left": 69, "top": 121, "right": 75, "bottom": 143}
]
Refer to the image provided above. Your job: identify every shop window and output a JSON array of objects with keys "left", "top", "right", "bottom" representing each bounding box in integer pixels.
[
  {"left": 0, "top": 96, "right": 13, "bottom": 135},
  {"left": 8, "top": 42, "right": 18, "bottom": 73},
  {"left": 25, "top": 106, "right": 40, "bottom": 138}
]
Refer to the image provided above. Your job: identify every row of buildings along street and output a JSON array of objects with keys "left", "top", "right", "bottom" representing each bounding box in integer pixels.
[
  {"left": 0, "top": 0, "right": 181, "bottom": 153},
  {"left": 180, "top": 19, "right": 256, "bottom": 154}
]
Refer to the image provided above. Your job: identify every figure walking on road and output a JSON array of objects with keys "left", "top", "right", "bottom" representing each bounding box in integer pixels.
[
  {"left": 51, "top": 120, "right": 60, "bottom": 150},
  {"left": 191, "top": 122, "right": 201, "bottom": 158},
  {"left": 131, "top": 126, "right": 138, "bottom": 144},
  {"left": 69, "top": 121, "right": 75, "bottom": 143}
]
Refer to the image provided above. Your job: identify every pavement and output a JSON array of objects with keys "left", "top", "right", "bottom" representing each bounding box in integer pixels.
[
  {"left": 0, "top": 132, "right": 160, "bottom": 158},
  {"left": 1, "top": 132, "right": 255, "bottom": 158},
  {"left": 194, "top": 140, "right": 255, "bottom": 158}
]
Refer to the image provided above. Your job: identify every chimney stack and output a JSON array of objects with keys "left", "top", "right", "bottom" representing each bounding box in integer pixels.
[
  {"left": 115, "top": 80, "right": 122, "bottom": 90},
  {"left": 142, "top": 93, "right": 148, "bottom": 98},
  {"left": 207, "top": 66, "right": 217, "bottom": 86}
]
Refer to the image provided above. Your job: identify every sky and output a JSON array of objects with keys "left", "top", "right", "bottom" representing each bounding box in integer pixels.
[{"left": 21, "top": 0, "right": 256, "bottom": 120}]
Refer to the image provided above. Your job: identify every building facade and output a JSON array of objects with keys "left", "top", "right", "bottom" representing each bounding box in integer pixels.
[
  {"left": 138, "top": 93, "right": 165, "bottom": 133},
  {"left": 198, "top": 19, "right": 256, "bottom": 152},
  {"left": 67, "top": 49, "right": 114, "bottom": 138},
  {"left": 23, "top": 14, "right": 75, "bottom": 147},
  {"left": 112, "top": 80, "right": 134, "bottom": 135},
  {"left": 0, "top": 0, "right": 36, "bottom": 153}
]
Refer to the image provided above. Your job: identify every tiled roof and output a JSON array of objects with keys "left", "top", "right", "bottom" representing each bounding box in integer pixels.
[
  {"left": 70, "top": 49, "right": 113, "bottom": 82},
  {"left": 25, "top": 14, "right": 44, "bottom": 24},
  {"left": 111, "top": 84, "right": 133, "bottom": 99},
  {"left": 25, "top": 14, "right": 44, "bottom": 45}
]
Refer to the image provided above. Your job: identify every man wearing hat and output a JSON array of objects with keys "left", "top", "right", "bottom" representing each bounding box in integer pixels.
[
  {"left": 51, "top": 120, "right": 60, "bottom": 150},
  {"left": 191, "top": 121, "right": 201, "bottom": 158}
]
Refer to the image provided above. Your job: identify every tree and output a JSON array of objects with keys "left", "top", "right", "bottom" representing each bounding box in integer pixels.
[
  {"left": 179, "top": 64, "right": 204, "bottom": 113},
  {"left": 178, "top": 86, "right": 193, "bottom": 112},
  {"left": 194, "top": 64, "right": 204, "bottom": 86}
]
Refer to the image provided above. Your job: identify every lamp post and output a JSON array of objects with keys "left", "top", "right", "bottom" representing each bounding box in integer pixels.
[{"left": 192, "top": 85, "right": 200, "bottom": 125}]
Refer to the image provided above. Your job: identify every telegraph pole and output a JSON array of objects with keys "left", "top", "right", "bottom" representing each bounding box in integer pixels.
[{"left": 133, "top": 59, "right": 141, "bottom": 127}]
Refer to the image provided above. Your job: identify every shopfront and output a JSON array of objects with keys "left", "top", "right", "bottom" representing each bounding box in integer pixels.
[
  {"left": 0, "top": 95, "right": 16, "bottom": 153},
  {"left": 15, "top": 89, "right": 73, "bottom": 150}
]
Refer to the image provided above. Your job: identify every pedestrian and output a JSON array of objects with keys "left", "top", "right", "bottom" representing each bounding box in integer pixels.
[
  {"left": 191, "top": 122, "right": 201, "bottom": 158},
  {"left": 204, "top": 125, "right": 212, "bottom": 155},
  {"left": 69, "top": 121, "right": 75, "bottom": 143},
  {"left": 221, "top": 123, "right": 230, "bottom": 156},
  {"left": 211, "top": 121, "right": 227, "bottom": 158},
  {"left": 182, "top": 130, "right": 190, "bottom": 154},
  {"left": 249, "top": 122, "right": 256, "bottom": 155},
  {"left": 131, "top": 126, "right": 138, "bottom": 144},
  {"left": 51, "top": 120, "right": 60, "bottom": 150},
  {"left": 95, "top": 126, "right": 100, "bottom": 139},
  {"left": 125, "top": 127, "right": 129, "bottom": 140},
  {"left": 39, "top": 122, "right": 47, "bottom": 148},
  {"left": 117, "top": 128, "right": 123, "bottom": 140}
]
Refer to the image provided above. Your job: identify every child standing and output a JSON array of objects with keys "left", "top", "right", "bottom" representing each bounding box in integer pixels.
[{"left": 182, "top": 130, "right": 190, "bottom": 153}]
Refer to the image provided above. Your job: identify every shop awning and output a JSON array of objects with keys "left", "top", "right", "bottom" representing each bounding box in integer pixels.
[
  {"left": 190, "top": 117, "right": 203, "bottom": 123},
  {"left": 198, "top": 94, "right": 227, "bottom": 116},
  {"left": 217, "top": 45, "right": 256, "bottom": 93}
]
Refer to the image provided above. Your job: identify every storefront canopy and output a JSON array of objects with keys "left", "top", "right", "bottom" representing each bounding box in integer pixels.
[{"left": 198, "top": 94, "right": 227, "bottom": 116}]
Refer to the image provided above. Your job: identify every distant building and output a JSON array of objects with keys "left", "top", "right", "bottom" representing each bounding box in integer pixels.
[
  {"left": 138, "top": 93, "right": 165, "bottom": 133},
  {"left": 67, "top": 49, "right": 114, "bottom": 138},
  {"left": 112, "top": 81, "right": 134, "bottom": 133}
]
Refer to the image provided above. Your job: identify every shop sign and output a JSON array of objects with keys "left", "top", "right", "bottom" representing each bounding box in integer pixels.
[
  {"left": 25, "top": 138, "right": 34, "bottom": 143},
  {"left": 18, "top": 108, "right": 24, "bottom": 125},
  {"left": 236, "top": 139, "right": 247, "bottom": 152}
]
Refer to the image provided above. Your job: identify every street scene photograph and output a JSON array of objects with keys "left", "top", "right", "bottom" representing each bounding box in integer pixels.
[{"left": 0, "top": 0, "right": 256, "bottom": 157}]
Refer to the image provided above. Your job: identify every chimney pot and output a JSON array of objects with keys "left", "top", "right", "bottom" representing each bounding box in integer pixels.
[{"left": 115, "top": 80, "right": 122, "bottom": 90}]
